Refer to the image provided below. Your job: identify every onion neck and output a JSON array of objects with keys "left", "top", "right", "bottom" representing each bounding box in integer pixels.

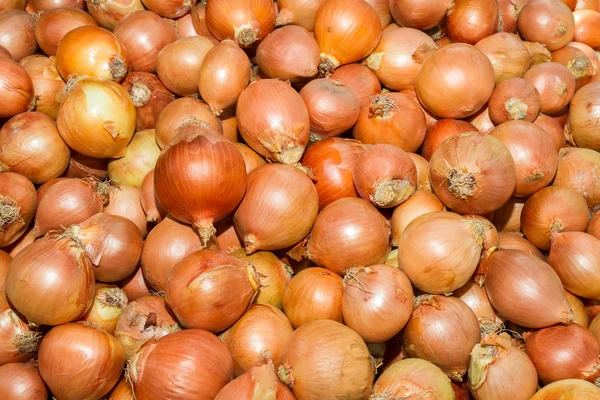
[
  {"left": 275, "top": 8, "right": 294, "bottom": 27},
  {"left": 129, "top": 82, "right": 151, "bottom": 107},
  {"left": 277, "top": 364, "right": 295, "bottom": 387},
  {"left": 365, "top": 53, "right": 383, "bottom": 72},
  {"left": 14, "top": 331, "right": 42, "bottom": 356},
  {"left": 109, "top": 55, "right": 127, "bottom": 81},
  {"left": 98, "top": 288, "right": 128, "bottom": 310},
  {"left": 243, "top": 234, "right": 259, "bottom": 255},
  {"left": 194, "top": 220, "right": 216, "bottom": 248},
  {"left": 371, "top": 180, "right": 415, "bottom": 208},
  {"left": 567, "top": 56, "right": 593, "bottom": 80},
  {"left": 318, "top": 54, "right": 340, "bottom": 77},
  {"left": 505, "top": 97, "right": 528, "bottom": 120},
  {"left": 234, "top": 24, "right": 259, "bottom": 47},
  {"left": 0, "top": 196, "right": 21, "bottom": 231},
  {"left": 447, "top": 169, "right": 476, "bottom": 199},
  {"left": 369, "top": 94, "right": 396, "bottom": 119}
]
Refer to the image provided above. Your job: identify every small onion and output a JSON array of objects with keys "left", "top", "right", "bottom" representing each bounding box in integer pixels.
[
  {"left": 121, "top": 72, "right": 174, "bottom": 132},
  {"left": 109, "top": 380, "right": 134, "bottom": 400},
  {"left": 588, "top": 210, "right": 600, "bottom": 239},
  {"left": 446, "top": 0, "right": 499, "bottom": 45},
  {"left": 553, "top": 147, "right": 600, "bottom": 212},
  {"left": 518, "top": 0, "right": 575, "bottom": 51},
  {"left": 0, "top": 305, "right": 40, "bottom": 366},
  {"left": 531, "top": 379, "right": 600, "bottom": 400},
  {"left": 569, "top": 82, "right": 600, "bottom": 151},
  {"left": 390, "top": 191, "right": 444, "bottom": 245},
  {"left": 86, "top": 0, "right": 144, "bottom": 30},
  {"left": 534, "top": 113, "right": 567, "bottom": 151},
  {"left": 205, "top": 0, "right": 275, "bottom": 47},
  {"left": 565, "top": 290, "right": 589, "bottom": 327},
  {"left": 80, "top": 284, "right": 128, "bottom": 334},
  {"left": 523, "top": 62, "right": 576, "bottom": 114},
  {"left": 107, "top": 129, "right": 160, "bottom": 188},
  {"left": 497, "top": 232, "right": 545, "bottom": 261},
  {"left": 389, "top": 0, "right": 449, "bottom": 30},
  {"left": 0, "top": 363, "right": 47, "bottom": 400},
  {"left": 191, "top": 3, "right": 217, "bottom": 39},
  {"left": 488, "top": 78, "right": 541, "bottom": 124},
  {"left": 475, "top": 33, "right": 530, "bottom": 84},
  {"left": 233, "top": 143, "right": 266, "bottom": 173},
  {"left": 403, "top": 295, "right": 481, "bottom": 381},
  {"left": 0, "top": 173, "right": 36, "bottom": 248},
  {"left": 454, "top": 279, "right": 502, "bottom": 325},
  {"left": 329, "top": 63, "right": 381, "bottom": 107},
  {"left": 117, "top": 266, "right": 152, "bottom": 301},
  {"left": 0, "top": 57, "right": 34, "bottom": 117},
  {"left": 140, "top": 169, "right": 165, "bottom": 222},
  {"left": 573, "top": 10, "right": 600, "bottom": 49},
  {"left": 104, "top": 185, "right": 148, "bottom": 237},
  {"left": 34, "top": 8, "right": 97, "bottom": 56},
  {"left": 422, "top": 119, "right": 477, "bottom": 162},
  {"left": 215, "top": 361, "right": 295, "bottom": 400},
  {"left": 0, "top": 10, "right": 36, "bottom": 62},
  {"left": 65, "top": 151, "right": 108, "bottom": 180},
  {"left": 19, "top": 55, "right": 66, "bottom": 120},
  {"left": 274, "top": 0, "right": 325, "bottom": 31}
]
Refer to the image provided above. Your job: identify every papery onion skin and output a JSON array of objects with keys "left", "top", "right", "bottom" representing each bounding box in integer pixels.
[
  {"left": 0, "top": 363, "right": 48, "bottom": 400},
  {"left": 518, "top": 0, "right": 575, "bottom": 51},
  {"left": 205, "top": 0, "right": 275, "bottom": 47},
  {"left": 497, "top": 232, "right": 545, "bottom": 261},
  {"left": 307, "top": 197, "right": 390, "bottom": 275},
  {"left": 429, "top": 132, "right": 517, "bottom": 215},
  {"left": 390, "top": 191, "right": 444, "bottom": 245},
  {"left": 220, "top": 304, "right": 293, "bottom": 376},
  {"left": 569, "top": 82, "right": 600, "bottom": 151},
  {"left": 278, "top": 320, "right": 374, "bottom": 400},
  {"left": 237, "top": 79, "right": 310, "bottom": 164},
  {"left": 109, "top": 379, "right": 134, "bottom": 400},
  {"left": 274, "top": 0, "right": 326, "bottom": 31},
  {"left": 523, "top": 62, "right": 576, "bottom": 115},
  {"left": 330, "top": 63, "right": 381, "bottom": 107},
  {"left": 475, "top": 33, "right": 531, "bottom": 84},
  {"left": 140, "top": 169, "right": 166, "bottom": 222},
  {"left": 483, "top": 249, "right": 574, "bottom": 328},
  {"left": 34, "top": 8, "right": 98, "bottom": 57},
  {"left": 389, "top": 0, "right": 449, "bottom": 30},
  {"left": 121, "top": 72, "right": 174, "bottom": 132},
  {"left": 80, "top": 284, "right": 128, "bottom": 334},
  {"left": 0, "top": 10, "right": 36, "bottom": 62},
  {"left": 454, "top": 279, "right": 502, "bottom": 324},
  {"left": 117, "top": 266, "right": 152, "bottom": 301},
  {"left": 0, "top": 57, "right": 35, "bottom": 118},
  {"left": 565, "top": 290, "right": 589, "bottom": 327},
  {"left": 108, "top": 129, "right": 160, "bottom": 188},
  {"left": 530, "top": 379, "right": 600, "bottom": 400},
  {"left": 403, "top": 295, "right": 481, "bottom": 381},
  {"left": 573, "top": 10, "right": 600, "bottom": 50},
  {"left": 446, "top": 0, "right": 500, "bottom": 45},
  {"left": 534, "top": 113, "right": 567, "bottom": 151},
  {"left": 553, "top": 147, "right": 600, "bottom": 212},
  {"left": 488, "top": 78, "right": 541, "bottom": 124},
  {"left": 87, "top": 0, "right": 145, "bottom": 30},
  {"left": 421, "top": 119, "right": 477, "bottom": 161},
  {"left": 19, "top": 55, "right": 65, "bottom": 120},
  {"left": 0, "top": 305, "right": 40, "bottom": 366},
  {"left": 215, "top": 361, "right": 296, "bottom": 400},
  {"left": 104, "top": 185, "right": 148, "bottom": 237}
]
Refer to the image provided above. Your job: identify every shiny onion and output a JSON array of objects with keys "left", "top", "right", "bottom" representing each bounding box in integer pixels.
[
  {"left": 534, "top": 113, "right": 567, "bottom": 151},
  {"left": 483, "top": 249, "right": 574, "bottom": 328},
  {"left": 523, "top": 62, "right": 576, "bottom": 114},
  {"left": 373, "top": 358, "right": 455, "bottom": 398},
  {"left": 588, "top": 210, "right": 600, "bottom": 239},
  {"left": 205, "top": 0, "right": 275, "bottom": 47},
  {"left": 256, "top": 25, "right": 319, "bottom": 82},
  {"left": 128, "top": 329, "right": 234, "bottom": 400},
  {"left": 390, "top": 191, "right": 444, "bottom": 245},
  {"left": 364, "top": 26, "right": 435, "bottom": 91},
  {"left": 475, "top": 33, "right": 531, "bottom": 84},
  {"left": 109, "top": 380, "right": 134, "bottom": 400},
  {"left": 154, "top": 97, "right": 222, "bottom": 148},
  {"left": 365, "top": 0, "right": 392, "bottom": 27},
  {"left": 33, "top": 177, "right": 108, "bottom": 237},
  {"left": 140, "top": 169, "right": 165, "bottom": 222},
  {"left": 0, "top": 363, "right": 47, "bottom": 400},
  {"left": 233, "top": 143, "right": 266, "bottom": 173},
  {"left": 521, "top": 186, "right": 589, "bottom": 250},
  {"left": 107, "top": 129, "right": 160, "bottom": 188},
  {"left": 531, "top": 379, "right": 600, "bottom": 400},
  {"left": 115, "top": 295, "right": 181, "bottom": 360},
  {"left": 569, "top": 82, "right": 600, "bottom": 151},
  {"left": 421, "top": 119, "right": 477, "bottom": 161},
  {"left": 573, "top": 10, "right": 600, "bottom": 49},
  {"left": 104, "top": 185, "right": 148, "bottom": 237},
  {"left": 468, "top": 333, "right": 539, "bottom": 400},
  {"left": 409, "top": 153, "right": 433, "bottom": 192},
  {"left": 278, "top": 320, "right": 374, "bottom": 399},
  {"left": 552, "top": 47, "right": 595, "bottom": 92},
  {"left": 282, "top": 267, "right": 343, "bottom": 328},
  {"left": 176, "top": 13, "right": 199, "bottom": 39},
  {"left": 518, "top": 0, "right": 575, "bottom": 51},
  {"left": 80, "top": 284, "right": 128, "bottom": 334},
  {"left": 497, "top": 232, "right": 545, "bottom": 261},
  {"left": 5, "top": 234, "right": 95, "bottom": 326},
  {"left": 154, "top": 122, "right": 246, "bottom": 244},
  {"left": 234, "top": 164, "right": 318, "bottom": 254},
  {"left": 353, "top": 92, "right": 426, "bottom": 152},
  {"left": 548, "top": 232, "right": 600, "bottom": 299},
  {"left": 19, "top": 55, "right": 65, "bottom": 120},
  {"left": 198, "top": 40, "right": 251, "bottom": 116},
  {"left": 352, "top": 144, "right": 416, "bottom": 208},
  {"left": 313, "top": 0, "right": 382, "bottom": 74},
  {"left": 0, "top": 10, "right": 36, "bottom": 61},
  {"left": 25, "top": 0, "right": 85, "bottom": 11},
  {"left": 66, "top": 151, "right": 108, "bottom": 180},
  {"left": 330, "top": 63, "right": 381, "bottom": 107},
  {"left": 565, "top": 290, "right": 589, "bottom": 328},
  {"left": 454, "top": 279, "right": 502, "bottom": 324},
  {"left": 467, "top": 105, "right": 496, "bottom": 134},
  {"left": 447, "top": 0, "right": 499, "bottom": 45},
  {"left": 525, "top": 324, "right": 600, "bottom": 384},
  {"left": 34, "top": 9, "right": 97, "bottom": 56},
  {"left": 299, "top": 78, "right": 359, "bottom": 139},
  {"left": 220, "top": 304, "right": 293, "bottom": 376},
  {"left": 140, "top": 0, "right": 191, "bottom": 18},
  {"left": 36, "top": 177, "right": 68, "bottom": 203},
  {"left": 342, "top": 265, "right": 413, "bottom": 343},
  {"left": 38, "top": 323, "right": 125, "bottom": 400},
  {"left": 274, "top": 0, "right": 325, "bottom": 31},
  {"left": 86, "top": 0, "right": 144, "bottom": 30},
  {"left": 0, "top": 57, "right": 34, "bottom": 117},
  {"left": 0, "top": 173, "right": 36, "bottom": 248},
  {"left": 237, "top": 79, "right": 310, "bottom": 164},
  {"left": 488, "top": 79, "right": 541, "bottom": 124},
  {"left": 215, "top": 361, "right": 295, "bottom": 400},
  {"left": 398, "top": 212, "right": 496, "bottom": 294},
  {"left": 307, "top": 197, "right": 390, "bottom": 275},
  {"left": 429, "top": 132, "right": 516, "bottom": 214},
  {"left": 156, "top": 36, "right": 215, "bottom": 96},
  {"left": 57, "top": 77, "right": 136, "bottom": 158},
  {"left": 553, "top": 147, "right": 600, "bottom": 212},
  {"left": 117, "top": 266, "right": 152, "bottom": 301},
  {"left": 113, "top": 10, "right": 177, "bottom": 73},
  {"left": 165, "top": 250, "right": 260, "bottom": 332},
  {"left": 300, "top": 137, "right": 366, "bottom": 209},
  {"left": 121, "top": 72, "right": 174, "bottom": 132},
  {"left": 403, "top": 295, "right": 481, "bottom": 381},
  {"left": 497, "top": 0, "right": 528, "bottom": 33},
  {"left": 389, "top": 0, "right": 449, "bottom": 30},
  {"left": 191, "top": 3, "right": 217, "bottom": 39},
  {"left": 0, "top": 305, "right": 40, "bottom": 365}
]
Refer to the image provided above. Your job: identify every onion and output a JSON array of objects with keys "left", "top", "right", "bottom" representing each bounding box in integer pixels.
[
  {"left": 483, "top": 249, "right": 574, "bottom": 328},
  {"left": 34, "top": 9, "right": 97, "bottom": 57},
  {"left": 567, "top": 41, "right": 600, "bottom": 73},
  {"left": 155, "top": 97, "right": 223, "bottom": 148},
  {"left": 237, "top": 79, "right": 310, "bottom": 164},
  {"left": 175, "top": 13, "right": 199, "bottom": 39},
  {"left": 447, "top": 0, "right": 499, "bottom": 45},
  {"left": 220, "top": 304, "right": 293, "bottom": 376},
  {"left": 521, "top": 186, "right": 589, "bottom": 250},
  {"left": 307, "top": 198, "right": 390, "bottom": 275},
  {"left": 488, "top": 79, "right": 540, "bottom": 124},
  {"left": 525, "top": 323, "right": 600, "bottom": 384},
  {"left": 128, "top": 329, "right": 234, "bottom": 400},
  {"left": 330, "top": 63, "right": 381, "bottom": 107},
  {"left": 278, "top": 320, "right": 374, "bottom": 399},
  {"left": 398, "top": 212, "right": 495, "bottom": 294},
  {"left": 467, "top": 105, "right": 496, "bottom": 134},
  {"left": 454, "top": 279, "right": 502, "bottom": 325},
  {"left": 573, "top": 10, "right": 600, "bottom": 49},
  {"left": 497, "top": 0, "right": 528, "bottom": 33},
  {"left": 409, "top": 153, "right": 433, "bottom": 193},
  {"left": 233, "top": 143, "right": 266, "bottom": 173},
  {"left": 372, "top": 358, "right": 454, "bottom": 398},
  {"left": 25, "top": 0, "right": 85, "bottom": 11},
  {"left": 282, "top": 267, "right": 343, "bottom": 328},
  {"left": 141, "top": 0, "right": 191, "bottom": 19},
  {"left": 390, "top": 191, "right": 444, "bottom": 245},
  {"left": 57, "top": 77, "right": 136, "bottom": 158},
  {"left": 591, "top": 315, "right": 600, "bottom": 342},
  {"left": 0, "top": 304, "right": 40, "bottom": 365},
  {"left": 156, "top": 36, "right": 215, "bottom": 96},
  {"left": 365, "top": 0, "right": 392, "bottom": 27},
  {"left": 313, "top": 0, "right": 382, "bottom": 75},
  {"left": 215, "top": 216, "right": 243, "bottom": 253},
  {"left": 0, "top": 57, "right": 34, "bottom": 117},
  {"left": 429, "top": 132, "right": 516, "bottom": 214},
  {"left": 389, "top": 0, "right": 449, "bottom": 30},
  {"left": 109, "top": 380, "right": 134, "bottom": 400},
  {"left": 33, "top": 177, "right": 107, "bottom": 237},
  {"left": 497, "top": 232, "right": 545, "bottom": 260},
  {"left": 107, "top": 129, "right": 160, "bottom": 188},
  {"left": 104, "top": 185, "right": 148, "bottom": 237},
  {"left": 115, "top": 295, "right": 181, "bottom": 360},
  {"left": 18, "top": 55, "right": 65, "bottom": 120},
  {"left": 140, "top": 169, "right": 165, "bottom": 222},
  {"left": 220, "top": 108, "right": 238, "bottom": 142},
  {"left": 565, "top": 290, "right": 589, "bottom": 327},
  {"left": 120, "top": 73, "right": 174, "bottom": 132},
  {"left": 523, "top": 63, "right": 576, "bottom": 116},
  {"left": 421, "top": 119, "right": 477, "bottom": 161},
  {"left": 588, "top": 210, "right": 600, "bottom": 239},
  {"left": 205, "top": 0, "right": 275, "bottom": 47},
  {"left": 0, "top": 10, "right": 36, "bottom": 61},
  {"left": 117, "top": 266, "right": 152, "bottom": 301},
  {"left": 531, "top": 379, "right": 600, "bottom": 400},
  {"left": 468, "top": 333, "right": 539, "bottom": 400},
  {"left": 533, "top": 113, "right": 567, "bottom": 151},
  {"left": 553, "top": 147, "right": 600, "bottom": 212},
  {"left": 415, "top": 43, "right": 495, "bottom": 119},
  {"left": 518, "top": 0, "right": 575, "bottom": 51},
  {"left": 86, "top": 0, "right": 144, "bottom": 30},
  {"left": 0, "top": 173, "right": 36, "bottom": 248},
  {"left": 552, "top": 46, "right": 595, "bottom": 91},
  {"left": 215, "top": 360, "right": 295, "bottom": 400},
  {"left": 65, "top": 151, "right": 109, "bottom": 180},
  {"left": 0, "top": 363, "right": 47, "bottom": 399},
  {"left": 569, "top": 82, "right": 600, "bottom": 150},
  {"left": 80, "top": 284, "right": 128, "bottom": 334},
  {"left": 198, "top": 40, "right": 251, "bottom": 116},
  {"left": 353, "top": 92, "right": 426, "bottom": 152},
  {"left": 576, "top": 0, "right": 599, "bottom": 10},
  {"left": 403, "top": 295, "right": 481, "bottom": 381},
  {"left": 191, "top": 2, "right": 217, "bottom": 39},
  {"left": 0, "top": 0, "right": 25, "bottom": 9},
  {"left": 154, "top": 122, "right": 246, "bottom": 244},
  {"left": 5, "top": 228, "right": 35, "bottom": 257},
  {"left": 364, "top": 25, "right": 435, "bottom": 91},
  {"left": 274, "top": 0, "right": 325, "bottom": 31}
]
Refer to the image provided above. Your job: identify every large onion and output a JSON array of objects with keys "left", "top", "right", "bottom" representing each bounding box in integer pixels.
[
  {"left": 0, "top": 363, "right": 47, "bottom": 400},
  {"left": 205, "top": 0, "right": 275, "bottom": 47},
  {"left": 475, "top": 32, "right": 530, "bottom": 84},
  {"left": 0, "top": 57, "right": 34, "bottom": 117},
  {"left": 0, "top": 172, "right": 36, "bottom": 247},
  {"left": 34, "top": 8, "right": 98, "bottom": 56},
  {"left": 553, "top": 147, "right": 600, "bottom": 212},
  {"left": 518, "top": 0, "right": 575, "bottom": 51},
  {"left": 0, "top": 10, "right": 37, "bottom": 62},
  {"left": 215, "top": 361, "right": 295, "bottom": 400},
  {"left": 523, "top": 62, "right": 576, "bottom": 114},
  {"left": 107, "top": 129, "right": 161, "bottom": 188},
  {"left": 446, "top": 0, "right": 500, "bottom": 45},
  {"left": 569, "top": 81, "right": 600, "bottom": 151}
]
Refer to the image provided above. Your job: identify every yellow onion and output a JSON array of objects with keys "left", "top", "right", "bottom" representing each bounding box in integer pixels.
[
  {"left": 474, "top": 32, "right": 530, "bottom": 84},
  {"left": 553, "top": 147, "right": 600, "bottom": 212},
  {"left": 34, "top": 8, "right": 98, "bottom": 57},
  {"left": 140, "top": 0, "right": 192, "bottom": 19},
  {"left": 104, "top": 185, "right": 148, "bottom": 237},
  {"left": 523, "top": 62, "right": 576, "bottom": 114},
  {"left": 454, "top": 279, "right": 503, "bottom": 326},
  {"left": 86, "top": 0, "right": 144, "bottom": 30},
  {"left": 0, "top": 363, "right": 48, "bottom": 400},
  {"left": 569, "top": 81, "right": 600, "bottom": 151},
  {"left": 107, "top": 129, "right": 160, "bottom": 188},
  {"left": 0, "top": 57, "right": 35, "bottom": 117},
  {"left": 530, "top": 379, "right": 600, "bottom": 400},
  {"left": 19, "top": 55, "right": 66, "bottom": 120},
  {"left": 215, "top": 361, "right": 295, "bottom": 400},
  {"left": 275, "top": 0, "right": 326, "bottom": 31},
  {"left": 80, "top": 284, "right": 128, "bottom": 334},
  {"left": 565, "top": 290, "right": 589, "bottom": 327},
  {"left": 233, "top": 143, "right": 266, "bottom": 173},
  {"left": 140, "top": 169, "right": 166, "bottom": 222},
  {"left": 390, "top": 191, "right": 445, "bottom": 245},
  {"left": 205, "top": 0, "right": 275, "bottom": 47},
  {"left": 518, "top": 0, "right": 575, "bottom": 51}
]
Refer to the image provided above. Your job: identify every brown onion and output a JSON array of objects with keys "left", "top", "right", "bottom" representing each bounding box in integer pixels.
[
  {"left": 447, "top": 0, "right": 499, "bottom": 45},
  {"left": 588, "top": 210, "right": 600, "bottom": 239},
  {"left": 553, "top": 147, "right": 600, "bottom": 212},
  {"left": 19, "top": 55, "right": 65, "bottom": 120},
  {"left": 531, "top": 379, "right": 600, "bottom": 399},
  {"left": 523, "top": 62, "right": 576, "bottom": 114},
  {"left": 573, "top": 10, "right": 600, "bottom": 50},
  {"left": 0, "top": 10, "right": 36, "bottom": 61},
  {"left": 0, "top": 57, "right": 34, "bottom": 117},
  {"left": 26, "top": 0, "right": 85, "bottom": 12},
  {"left": 65, "top": 151, "right": 109, "bottom": 180},
  {"left": 237, "top": 79, "right": 310, "bottom": 164},
  {"left": 569, "top": 82, "right": 600, "bottom": 151},
  {"left": 233, "top": 143, "right": 266, "bottom": 173},
  {"left": 475, "top": 33, "right": 530, "bottom": 84},
  {"left": 497, "top": 232, "right": 546, "bottom": 260},
  {"left": 0, "top": 172, "right": 36, "bottom": 248},
  {"left": 0, "top": 0, "right": 25, "bottom": 9},
  {"left": 80, "top": 284, "right": 128, "bottom": 334},
  {"left": 390, "top": 191, "right": 444, "bottom": 245},
  {"left": 483, "top": 249, "right": 574, "bottom": 328},
  {"left": 274, "top": 0, "right": 325, "bottom": 31},
  {"left": 488, "top": 78, "right": 541, "bottom": 124},
  {"left": 128, "top": 329, "right": 234, "bottom": 400},
  {"left": 107, "top": 129, "right": 160, "bottom": 188},
  {"left": 534, "top": 113, "right": 568, "bottom": 151},
  {"left": 521, "top": 186, "right": 589, "bottom": 250},
  {"left": 115, "top": 295, "right": 181, "bottom": 360},
  {"left": 389, "top": 0, "right": 449, "bottom": 30},
  {"left": 34, "top": 8, "right": 97, "bottom": 56},
  {"left": 404, "top": 295, "right": 481, "bottom": 381},
  {"left": 140, "top": 169, "right": 165, "bottom": 222},
  {"left": 0, "top": 363, "right": 47, "bottom": 400},
  {"left": 215, "top": 360, "right": 295, "bottom": 400},
  {"left": 0, "top": 305, "right": 40, "bottom": 365},
  {"left": 330, "top": 63, "right": 381, "bottom": 107},
  {"left": 109, "top": 380, "right": 134, "bottom": 400},
  {"left": 565, "top": 290, "right": 589, "bottom": 327},
  {"left": 206, "top": 0, "right": 275, "bottom": 47},
  {"left": 117, "top": 266, "right": 151, "bottom": 301},
  {"left": 518, "top": 0, "right": 575, "bottom": 51},
  {"left": 104, "top": 185, "right": 148, "bottom": 237},
  {"left": 307, "top": 197, "right": 390, "bottom": 275},
  {"left": 121, "top": 72, "right": 174, "bottom": 131},
  {"left": 454, "top": 279, "right": 502, "bottom": 325},
  {"left": 497, "top": 0, "right": 528, "bottom": 33},
  {"left": 421, "top": 119, "right": 477, "bottom": 161},
  {"left": 429, "top": 132, "right": 516, "bottom": 214}
]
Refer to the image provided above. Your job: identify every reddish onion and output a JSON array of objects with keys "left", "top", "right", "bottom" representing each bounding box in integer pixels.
[
  {"left": 421, "top": 119, "right": 477, "bottom": 161},
  {"left": 307, "top": 197, "right": 390, "bottom": 275},
  {"left": 523, "top": 62, "right": 576, "bottom": 114},
  {"left": 389, "top": 0, "right": 449, "bottom": 30},
  {"left": 117, "top": 266, "right": 152, "bottom": 301},
  {"left": 483, "top": 249, "right": 574, "bottom": 328},
  {"left": 215, "top": 360, "right": 295, "bottom": 400},
  {"left": 531, "top": 379, "right": 600, "bottom": 399},
  {"left": 65, "top": 151, "right": 108, "bottom": 180},
  {"left": 497, "top": 232, "right": 546, "bottom": 261},
  {"left": 0, "top": 174, "right": 36, "bottom": 249},
  {"left": 446, "top": 0, "right": 499, "bottom": 45},
  {"left": 565, "top": 290, "right": 590, "bottom": 327},
  {"left": 534, "top": 113, "right": 568, "bottom": 151},
  {"left": 553, "top": 147, "right": 600, "bottom": 212},
  {"left": 121, "top": 72, "right": 174, "bottom": 132},
  {"left": 518, "top": 0, "right": 575, "bottom": 51},
  {"left": 25, "top": 0, "right": 85, "bottom": 11},
  {"left": 0, "top": 10, "right": 36, "bottom": 62},
  {"left": 573, "top": 10, "right": 600, "bottom": 49},
  {"left": 488, "top": 79, "right": 541, "bottom": 124},
  {"left": 274, "top": 0, "right": 326, "bottom": 31},
  {"left": 104, "top": 185, "right": 148, "bottom": 237},
  {"left": 114, "top": 295, "right": 181, "bottom": 360},
  {"left": 569, "top": 82, "right": 600, "bottom": 151},
  {"left": 390, "top": 191, "right": 444, "bottom": 245},
  {"left": 454, "top": 279, "right": 502, "bottom": 325},
  {"left": 403, "top": 295, "right": 481, "bottom": 380},
  {"left": 205, "top": 0, "right": 275, "bottom": 47},
  {"left": 475, "top": 33, "right": 531, "bottom": 84},
  {"left": 34, "top": 9, "right": 97, "bottom": 57},
  {"left": 140, "top": 169, "right": 165, "bottom": 222},
  {"left": 0, "top": 304, "right": 40, "bottom": 365},
  {"left": 0, "top": 363, "right": 47, "bottom": 400},
  {"left": 330, "top": 63, "right": 381, "bottom": 107},
  {"left": 429, "top": 132, "right": 516, "bottom": 214},
  {"left": 80, "top": 284, "right": 128, "bottom": 334},
  {"left": 0, "top": 57, "right": 34, "bottom": 117},
  {"left": 237, "top": 79, "right": 310, "bottom": 164}
]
